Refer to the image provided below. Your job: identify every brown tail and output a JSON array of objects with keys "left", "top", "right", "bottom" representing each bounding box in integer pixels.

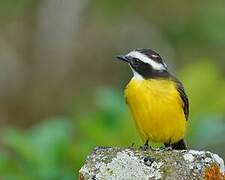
[{"left": 171, "top": 139, "right": 187, "bottom": 150}]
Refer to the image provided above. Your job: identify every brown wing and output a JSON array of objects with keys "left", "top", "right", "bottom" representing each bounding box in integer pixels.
[{"left": 172, "top": 77, "right": 189, "bottom": 120}]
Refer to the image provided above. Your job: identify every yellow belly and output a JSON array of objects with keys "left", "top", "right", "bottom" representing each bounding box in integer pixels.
[{"left": 124, "top": 78, "right": 187, "bottom": 144}]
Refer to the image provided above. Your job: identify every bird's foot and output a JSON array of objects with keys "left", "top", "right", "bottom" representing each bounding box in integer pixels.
[
  {"left": 140, "top": 144, "right": 154, "bottom": 151},
  {"left": 164, "top": 146, "right": 173, "bottom": 151},
  {"left": 140, "top": 140, "right": 155, "bottom": 151},
  {"left": 140, "top": 144, "right": 149, "bottom": 151},
  {"left": 163, "top": 142, "right": 173, "bottom": 151},
  {"left": 160, "top": 145, "right": 173, "bottom": 151}
]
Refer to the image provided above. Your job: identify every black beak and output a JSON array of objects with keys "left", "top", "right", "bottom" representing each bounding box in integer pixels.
[{"left": 116, "top": 55, "right": 129, "bottom": 63}]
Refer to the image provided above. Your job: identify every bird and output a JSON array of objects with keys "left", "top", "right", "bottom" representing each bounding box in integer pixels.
[{"left": 116, "top": 48, "right": 189, "bottom": 150}]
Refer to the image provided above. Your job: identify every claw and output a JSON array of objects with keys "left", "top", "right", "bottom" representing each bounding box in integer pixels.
[
  {"left": 140, "top": 139, "right": 154, "bottom": 151},
  {"left": 140, "top": 144, "right": 149, "bottom": 151},
  {"left": 164, "top": 146, "right": 173, "bottom": 151},
  {"left": 164, "top": 142, "right": 173, "bottom": 151}
]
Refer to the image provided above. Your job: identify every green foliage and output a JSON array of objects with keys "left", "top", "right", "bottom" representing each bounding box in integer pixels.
[
  {"left": 189, "top": 116, "right": 225, "bottom": 149},
  {"left": 0, "top": 0, "right": 225, "bottom": 179},
  {"left": 0, "top": 61, "right": 225, "bottom": 179},
  {"left": 0, "top": 0, "right": 32, "bottom": 16},
  {"left": 0, "top": 119, "right": 75, "bottom": 180},
  {"left": 180, "top": 60, "right": 225, "bottom": 116},
  {"left": 0, "top": 90, "right": 140, "bottom": 179},
  {"left": 180, "top": 60, "right": 225, "bottom": 152}
]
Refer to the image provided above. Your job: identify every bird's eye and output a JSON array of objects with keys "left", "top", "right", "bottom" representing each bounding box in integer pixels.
[{"left": 132, "top": 58, "right": 139, "bottom": 65}]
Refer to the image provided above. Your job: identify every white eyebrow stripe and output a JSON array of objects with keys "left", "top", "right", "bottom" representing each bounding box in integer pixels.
[{"left": 127, "top": 51, "right": 166, "bottom": 70}]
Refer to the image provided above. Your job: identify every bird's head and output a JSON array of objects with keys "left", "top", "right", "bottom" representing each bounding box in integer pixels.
[{"left": 116, "top": 49, "right": 169, "bottom": 79}]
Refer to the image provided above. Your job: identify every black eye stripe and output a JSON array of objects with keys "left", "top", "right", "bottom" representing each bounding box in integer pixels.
[
  {"left": 132, "top": 57, "right": 139, "bottom": 62},
  {"left": 127, "top": 56, "right": 140, "bottom": 63}
]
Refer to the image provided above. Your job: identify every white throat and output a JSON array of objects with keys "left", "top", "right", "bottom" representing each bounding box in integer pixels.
[{"left": 130, "top": 66, "right": 143, "bottom": 80}]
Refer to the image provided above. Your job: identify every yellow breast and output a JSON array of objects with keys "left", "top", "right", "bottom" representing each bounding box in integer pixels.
[{"left": 124, "top": 78, "right": 187, "bottom": 144}]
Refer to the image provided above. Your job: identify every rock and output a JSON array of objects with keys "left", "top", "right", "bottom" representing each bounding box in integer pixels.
[{"left": 79, "top": 147, "right": 225, "bottom": 180}]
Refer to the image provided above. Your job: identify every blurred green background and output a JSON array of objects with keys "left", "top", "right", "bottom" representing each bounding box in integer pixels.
[{"left": 0, "top": 0, "right": 225, "bottom": 179}]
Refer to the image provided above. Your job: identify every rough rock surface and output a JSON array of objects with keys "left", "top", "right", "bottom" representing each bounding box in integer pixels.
[{"left": 79, "top": 147, "right": 225, "bottom": 180}]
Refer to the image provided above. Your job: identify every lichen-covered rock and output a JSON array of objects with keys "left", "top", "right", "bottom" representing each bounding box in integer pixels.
[{"left": 79, "top": 147, "right": 225, "bottom": 180}]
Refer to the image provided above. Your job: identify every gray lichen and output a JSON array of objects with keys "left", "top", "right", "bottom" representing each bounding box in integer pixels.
[{"left": 79, "top": 147, "right": 225, "bottom": 180}]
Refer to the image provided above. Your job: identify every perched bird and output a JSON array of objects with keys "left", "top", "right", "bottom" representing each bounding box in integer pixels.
[{"left": 116, "top": 49, "right": 189, "bottom": 150}]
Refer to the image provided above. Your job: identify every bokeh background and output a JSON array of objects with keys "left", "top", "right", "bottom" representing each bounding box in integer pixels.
[{"left": 0, "top": 0, "right": 225, "bottom": 179}]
